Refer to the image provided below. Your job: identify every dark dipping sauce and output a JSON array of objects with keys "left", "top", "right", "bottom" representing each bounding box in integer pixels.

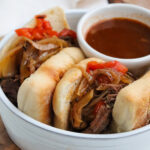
[{"left": 86, "top": 18, "right": 150, "bottom": 58}]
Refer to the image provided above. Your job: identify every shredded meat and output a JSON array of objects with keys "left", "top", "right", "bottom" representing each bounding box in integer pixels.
[
  {"left": 81, "top": 84, "right": 126, "bottom": 133},
  {"left": 0, "top": 76, "right": 20, "bottom": 106},
  {"left": 70, "top": 65, "right": 134, "bottom": 133},
  {"left": 104, "top": 84, "right": 126, "bottom": 106},
  {"left": 60, "top": 36, "right": 79, "bottom": 47},
  {"left": 83, "top": 105, "right": 111, "bottom": 134}
]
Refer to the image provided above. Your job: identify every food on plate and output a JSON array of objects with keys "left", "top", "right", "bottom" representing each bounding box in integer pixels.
[
  {"left": 113, "top": 71, "right": 150, "bottom": 132},
  {"left": 53, "top": 58, "right": 135, "bottom": 133},
  {"left": 0, "top": 7, "right": 84, "bottom": 111},
  {"left": 1, "top": 6, "right": 150, "bottom": 134},
  {"left": 86, "top": 18, "right": 150, "bottom": 58}
]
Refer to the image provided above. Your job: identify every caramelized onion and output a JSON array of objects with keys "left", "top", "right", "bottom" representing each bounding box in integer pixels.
[
  {"left": 83, "top": 71, "right": 94, "bottom": 83},
  {"left": 121, "top": 73, "right": 134, "bottom": 84},
  {"left": 70, "top": 90, "right": 94, "bottom": 130},
  {"left": 26, "top": 39, "right": 58, "bottom": 51},
  {"left": 93, "top": 68, "right": 122, "bottom": 84},
  {"left": 25, "top": 37, "right": 68, "bottom": 51},
  {"left": 20, "top": 37, "right": 69, "bottom": 82},
  {"left": 76, "top": 78, "right": 89, "bottom": 97},
  {"left": 37, "top": 49, "right": 59, "bottom": 64}
]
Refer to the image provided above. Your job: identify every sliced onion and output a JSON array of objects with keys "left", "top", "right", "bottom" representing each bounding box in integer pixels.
[
  {"left": 93, "top": 68, "right": 122, "bottom": 84},
  {"left": 37, "top": 49, "right": 59, "bottom": 63},
  {"left": 20, "top": 37, "right": 69, "bottom": 82},
  {"left": 25, "top": 36, "right": 68, "bottom": 50},
  {"left": 76, "top": 78, "right": 89, "bottom": 97},
  {"left": 121, "top": 73, "right": 134, "bottom": 84},
  {"left": 24, "top": 37, "right": 68, "bottom": 51},
  {"left": 70, "top": 89, "right": 94, "bottom": 130}
]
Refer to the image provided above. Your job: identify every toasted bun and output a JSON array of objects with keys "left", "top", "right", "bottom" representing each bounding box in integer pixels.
[
  {"left": 0, "top": 7, "right": 69, "bottom": 77},
  {"left": 53, "top": 68, "right": 82, "bottom": 129},
  {"left": 53, "top": 58, "right": 104, "bottom": 130},
  {"left": 17, "top": 47, "right": 84, "bottom": 124},
  {"left": 112, "top": 71, "right": 150, "bottom": 132}
]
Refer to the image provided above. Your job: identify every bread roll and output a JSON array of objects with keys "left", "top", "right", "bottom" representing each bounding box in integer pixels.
[
  {"left": 53, "top": 68, "right": 82, "bottom": 129},
  {"left": 113, "top": 71, "right": 150, "bottom": 132},
  {"left": 17, "top": 47, "right": 84, "bottom": 124},
  {"left": 53, "top": 58, "right": 104, "bottom": 129}
]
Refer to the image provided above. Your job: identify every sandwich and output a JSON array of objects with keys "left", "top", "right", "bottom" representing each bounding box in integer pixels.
[
  {"left": 0, "top": 7, "right": 85, "bottom": 124},
  {"left": 17, "top": 47, "right": 84, "bottom": 124},
  {"left": 0, "top": 7, "right": 70, "bottom": 78},
  {"left": 53, "top": 58, "right": 134, "bottom": 133}
]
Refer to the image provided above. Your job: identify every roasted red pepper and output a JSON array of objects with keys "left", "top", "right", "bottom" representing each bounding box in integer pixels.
[
  {"left": 93, "top": 101, "right": 105, "bottom": 115},
  {"left": 58, "top": 28, "right": 77, "bottom": 39},
  {"left": 15, "top": 15, "right": 77, "bottom": 41},
  {"left": 86, "top": 61, "right": 99, "bottom": 73},
  {"left": 15, "top": 15, "right": 58, "bottom": 40},
  {"left": 87, "top": 60, "right": 128, "bottom": 74},
  {"left": 15, "top": 28, "right": 33, "bottom": 39}
]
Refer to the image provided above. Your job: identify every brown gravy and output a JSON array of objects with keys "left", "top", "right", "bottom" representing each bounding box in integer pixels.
[{"left": 86, "top": 18, "right": 150, "bottom": 58}]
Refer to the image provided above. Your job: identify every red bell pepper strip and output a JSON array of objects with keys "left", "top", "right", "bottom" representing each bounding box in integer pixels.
[
  {"left": 93, "top": 101, "right": 105, "bottom": 115},
  {"left": 15, "top": 15, "right": 58, "bottom": 40},
  {"left": 58, "top": 28, "right": 77, "bottom": 39},
  {"left": 86, "top": 60, "right": 128, "bottom": 74},
  {"left": 15, "top": 28, "right": 33, "bottom": 39}
]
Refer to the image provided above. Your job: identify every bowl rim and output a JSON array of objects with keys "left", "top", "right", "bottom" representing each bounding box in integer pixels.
[
  {"left": 77, "top": 3, "right": 150, "bottom": 63},
  {"left": 1, "top": 8, "right": 150, "bottom": 140}
]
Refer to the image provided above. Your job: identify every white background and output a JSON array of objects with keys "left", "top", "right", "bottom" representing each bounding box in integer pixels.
[{"left": 0, "top": 0, "right": 108, "bottom": 36}]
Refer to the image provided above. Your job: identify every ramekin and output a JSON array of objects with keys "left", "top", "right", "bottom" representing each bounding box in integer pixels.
[{"left": 77, "top": 4, "right": 150, "bottom": 75}]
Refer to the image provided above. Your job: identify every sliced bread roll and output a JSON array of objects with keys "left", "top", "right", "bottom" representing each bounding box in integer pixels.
[
  {"left": 17, "top": 47, "right": 84, "bottom": 124},
  {"left": 53, "top": 58, "right": 104, "bottom": 130},
  {"left": 113, "top": 71, "right": 150, "bottom": 132}
]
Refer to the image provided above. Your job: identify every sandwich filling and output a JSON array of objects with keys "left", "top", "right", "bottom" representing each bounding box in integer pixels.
[{"left": 70, "top": 61, "right": 135, "bottom": 133}]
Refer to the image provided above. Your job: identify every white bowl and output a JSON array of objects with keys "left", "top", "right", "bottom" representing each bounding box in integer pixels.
[
  {"left": 77, "top": 4, "right": 150, "bottom": 75},
  {"left": 1, "top": 8, "right": 150, "bottom": 150}
]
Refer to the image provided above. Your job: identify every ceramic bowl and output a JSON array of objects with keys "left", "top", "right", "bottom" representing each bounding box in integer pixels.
[
  {"left": 1, "top": 7, "right": 150, "bottom": 150},
  {"left": 77, "top": 4, "right": 150, "bottom": 75}
]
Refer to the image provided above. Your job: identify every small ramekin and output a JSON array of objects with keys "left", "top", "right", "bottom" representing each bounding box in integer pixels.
[{"left": 77, "top": 4, "right": 150, "bottom": 75}]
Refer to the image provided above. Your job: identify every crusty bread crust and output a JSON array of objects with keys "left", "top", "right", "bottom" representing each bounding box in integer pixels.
[
  {"left": 53, "top": 58, "right": 104, "bottom": 129},
  {"left": 17, "top": 47, "right": 84, "bottom": 124},
  {"left": 112, "top": 71, "right": 150, "bottom": 132},
  {"left": 0, "top": 7, "right": 69, "bottom": 77}
]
